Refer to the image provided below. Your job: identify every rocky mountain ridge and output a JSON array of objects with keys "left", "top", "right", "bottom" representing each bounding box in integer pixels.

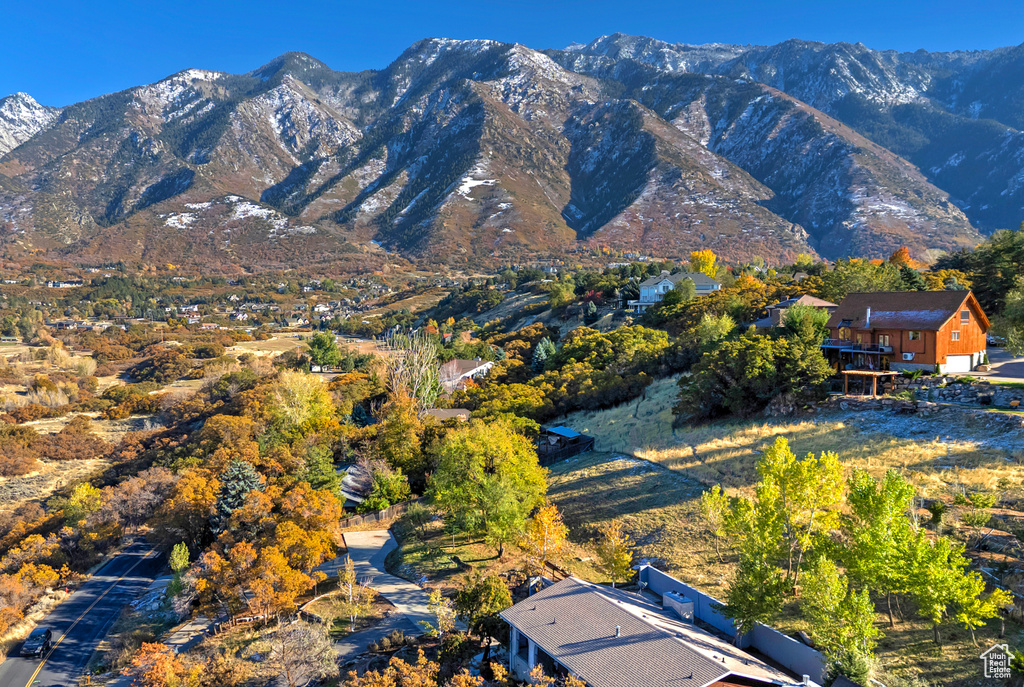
[{"left": 1, "top": 35, "right": 1018, "bottom": 270}]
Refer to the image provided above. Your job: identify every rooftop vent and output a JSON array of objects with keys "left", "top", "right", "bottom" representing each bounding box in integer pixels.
[{"left": 663, "top": 591, "right": 695, "bottom": 623}]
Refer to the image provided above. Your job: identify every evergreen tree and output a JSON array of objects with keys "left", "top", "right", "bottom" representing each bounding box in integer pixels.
[
  {"left": 212, "top": 459, "right": 265, "bottom": 533},
  {"left": 532, "top": 337, "right": 556, "bottom": 374},
  {"left": 307, "top": 332, "right": 342, "bottom": 368},
  {"left": 300, "top": 445, "right": 341, "bottom": 496},
  {"left": 899, "top": 265, "right": 928, "bottom": 291}
]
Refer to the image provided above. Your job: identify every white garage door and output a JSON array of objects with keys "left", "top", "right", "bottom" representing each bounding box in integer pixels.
[{"left": 946, "top": 355, "right": 972, "bottom": 373}]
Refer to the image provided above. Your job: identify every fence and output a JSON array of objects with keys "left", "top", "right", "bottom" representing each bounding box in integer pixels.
[
  {"left": 639, "top": 566, "right": 826, "bottom": 685},
  {"left": 338, "top": 497, "right": 425, "bottom": 529},
  {"left": 536, "top": 436, "right": 596, "bottom": 466}
]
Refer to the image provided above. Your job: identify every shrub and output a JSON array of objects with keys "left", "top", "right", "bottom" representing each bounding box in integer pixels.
[
  {"left": 129, "top": 349, "right": 191, "bottom": 383},
  {"left": 927, "top": 501, "right": 947, "bottom": 525},
  {"left": 191, "top": 342, "right": 226, "bottom": 359},
  {"left": 32, "top": 375, "right": 58, "bottom": 393},
  {"left": 75, "top": 357, "right": 98, "bottom": 377},
  {"left": 674, "top": 330, "right": 831, "bottom": 420},
  {"left": 961, "top": 509, "right": 992, "bottom": 528},
  {"left": 967, "top": 492, "right": 998, "bottom": 509}
]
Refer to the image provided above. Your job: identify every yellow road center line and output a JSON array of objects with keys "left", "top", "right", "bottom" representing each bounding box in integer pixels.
[{"left": 24, "top": 548, "right": 155, "bottom": 687}]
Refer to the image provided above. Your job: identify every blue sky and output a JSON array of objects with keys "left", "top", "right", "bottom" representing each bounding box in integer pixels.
[{"left": 3, "top": 0, "right": 1022, "bottom": 106}]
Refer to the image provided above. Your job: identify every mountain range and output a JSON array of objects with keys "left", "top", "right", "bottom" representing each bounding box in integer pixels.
[{"left": 2, "top": 34, "right": 1023, "bottom": 271}]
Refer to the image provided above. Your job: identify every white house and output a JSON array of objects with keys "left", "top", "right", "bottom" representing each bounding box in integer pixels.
[{"left": 627, "top": 271, "right": 721, "bottom": 312}]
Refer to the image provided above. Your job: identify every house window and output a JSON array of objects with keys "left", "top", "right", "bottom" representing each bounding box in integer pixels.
[
  {"left": 961, "top": 310, "right": 970, "bottom": 324},
  {"left": 952, "top": 331, "right": 960, "bottom": 341},
  {"left": 878, "top": 335, "right": 890, "bottom": 346},
  {"left": 908, "top": 331, "right": 922, "bottom": 341}
]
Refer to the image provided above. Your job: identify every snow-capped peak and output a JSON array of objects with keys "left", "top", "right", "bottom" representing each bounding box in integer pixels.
[{"left": 0, "top": 92, "right": 61, "bottom": 157}]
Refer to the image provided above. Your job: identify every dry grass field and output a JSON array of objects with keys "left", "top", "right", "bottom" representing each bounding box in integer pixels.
[
  {"left": 228, "top": 334, "right": 382, "bottom": 359},
  {"left": 559, "top": 376, "right": 1024, "bottom": 501}
]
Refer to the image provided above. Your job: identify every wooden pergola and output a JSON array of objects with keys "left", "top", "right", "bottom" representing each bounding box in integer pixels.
[{"left": 841, "top": 370, "right": 899, "bottom": 396}]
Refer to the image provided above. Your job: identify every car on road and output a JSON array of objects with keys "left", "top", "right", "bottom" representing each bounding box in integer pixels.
[
  {"left": 20, "top": 626, "right": 52, "bottom": 657},
  {"left": 988, "top": 334, "right": 1006, "bottom": 347}
]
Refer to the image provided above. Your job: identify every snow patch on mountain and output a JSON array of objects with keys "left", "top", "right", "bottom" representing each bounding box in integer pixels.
[
  {"left": 131, "top": 69, "right": 226, "bottom": 122},
  {"left": 163, "top": 212, "right": 197, "bottom": 228},
  {"left": 0, "top": 93, "right": 60, "bottom": 156}
]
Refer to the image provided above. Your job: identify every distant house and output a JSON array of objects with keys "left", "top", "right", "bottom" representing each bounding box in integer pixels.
[
  {"left": 535, "top": 426, "right": 594, "bottom": 465},
  {"left": 752, "top": 295, "right": 838, "bottom": 329},
  {"left": 439, "top": 359, "right": 494, "bottom": 393},
  {"left": 627, "top": 271, "right": 721, "bottom": 313},
  {"left": 338, "top": 463, "right": 372, "bottom": 511},
  {"left": 422, "top": 408, "right": 471, "bottom": 422},
  {"left": 500, "top": 574, "right": 818, "bottom": 687},
  {"left": 821, "top": 291, "right": 989, "bottom": 373}
]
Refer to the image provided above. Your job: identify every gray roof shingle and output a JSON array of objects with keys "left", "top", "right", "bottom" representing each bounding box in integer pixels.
[
  {"left": 826, "top": 291, "right": 986, "bottom": 332},
  {"left": 639, "top": 272, "right": 720, "bottom": 289},
  {"left": 500, "top": 578, "right": 790, "bottom": 687}
]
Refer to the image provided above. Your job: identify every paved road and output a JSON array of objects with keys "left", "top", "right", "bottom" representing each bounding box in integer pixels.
[
  {"left": 975, "top": 348, "right": 1024, "bottom": 384},
  {"left": 0, "top": 542, "right": 162, "bottom": 687}
]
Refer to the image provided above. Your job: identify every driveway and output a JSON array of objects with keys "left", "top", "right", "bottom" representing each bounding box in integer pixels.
[
  {"left": 336, "top": 615, "right": 418, "bottom": 664},
  {"left": 975, "top": 348, "right": 1024, "bottom": 384},
  {"left": 331, "top": 531, "right": 437, "bottom": 633}
]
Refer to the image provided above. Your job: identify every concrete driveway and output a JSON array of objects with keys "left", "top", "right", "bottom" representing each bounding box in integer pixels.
[
  {"left": 321, "top": 531, "right": 437, "bottom": 634},
  {"left": 975, "top": 348, "right": 1024, "bottom": 384}
]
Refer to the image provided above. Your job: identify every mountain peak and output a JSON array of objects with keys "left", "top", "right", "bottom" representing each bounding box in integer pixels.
[
  {"left": 0, "top": 92, "right": 60, "bottom": 157},
  {"left": 249, "top": 52, "right": 334, "bottom": 83}
]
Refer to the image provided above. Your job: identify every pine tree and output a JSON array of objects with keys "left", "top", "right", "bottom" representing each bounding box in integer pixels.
[
  {"left": 212, "top": 459, "right": 265, "bottom": 533},
  {"left": 532, "top": 337, "right": 555, "bottom": 374},
  {"left": 300, "top": 445, "right": 341, "bottom": 496},
  {"left": 899, "top": 265, "right": 928, "bottom": 291}
]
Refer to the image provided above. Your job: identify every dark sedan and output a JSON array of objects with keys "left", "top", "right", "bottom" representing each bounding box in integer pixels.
[{"left": 20, "top": 626, "right": 52, "bottom": 658}]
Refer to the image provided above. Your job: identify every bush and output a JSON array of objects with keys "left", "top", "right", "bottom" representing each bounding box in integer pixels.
[
  {"left": 129, "top": 349, "right": 191, "bottom": 383},
  {"left": 927, "top": 501, "right": 947, "bottom": 525},
  {"left": 190, "top": 342, "right": 226, "bottom": 359},
  {"left": 961, "top": 509, "right": 992, "bottom": 528},
  {"left": 674, "top": 330, "right": 832, "bottom": 420},
  {"left": 967, "top": 492, "right": 998, "bottom": 509}
]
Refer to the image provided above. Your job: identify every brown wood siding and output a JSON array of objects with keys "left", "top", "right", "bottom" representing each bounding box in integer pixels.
[{"left": 936, "top": 309, "right": 987, "bottom": 364}]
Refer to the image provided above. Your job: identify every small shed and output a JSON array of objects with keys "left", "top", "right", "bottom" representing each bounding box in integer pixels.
[{"left": 536, "top": 426, "right": 595, "bottom": 465}]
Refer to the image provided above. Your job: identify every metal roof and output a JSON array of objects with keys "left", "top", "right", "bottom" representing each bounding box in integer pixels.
[{"left": 544, "top": 426, "right": 581, "bottom": 438}]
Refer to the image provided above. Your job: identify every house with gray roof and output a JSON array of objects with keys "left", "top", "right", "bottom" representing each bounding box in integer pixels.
[
  {"left": 500, "top": 575, "right": 820, "bottom": 687},
  {"left": 627, "top": 271, "right": 721, "bottom": 313}
]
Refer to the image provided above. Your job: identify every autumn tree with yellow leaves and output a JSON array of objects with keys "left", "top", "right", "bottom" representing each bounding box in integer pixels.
[{"left": 689, "top": 249, "right": 718, "bottom": 278}]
